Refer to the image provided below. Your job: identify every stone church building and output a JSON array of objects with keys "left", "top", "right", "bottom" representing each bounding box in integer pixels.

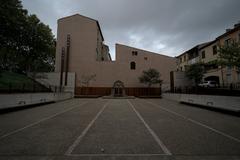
[{"left": 55, "top": 14, "right": 176, "bottom": 96}]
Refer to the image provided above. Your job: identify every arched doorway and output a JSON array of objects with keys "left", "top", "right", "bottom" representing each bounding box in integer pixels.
[{"left": 112, "top": 80, "right": 125, "bottom": 97}]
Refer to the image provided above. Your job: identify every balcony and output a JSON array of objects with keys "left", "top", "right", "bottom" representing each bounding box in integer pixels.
[{"left": 188, "top": 56, "right": 200, "bottom": 65}]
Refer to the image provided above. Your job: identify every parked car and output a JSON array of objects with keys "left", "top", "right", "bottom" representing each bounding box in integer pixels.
[{"left": 198, "top": 81, "right": 218, "bottom": 88}]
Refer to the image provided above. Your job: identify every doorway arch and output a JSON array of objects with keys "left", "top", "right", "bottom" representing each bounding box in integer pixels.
[{"left": 112, "top": 80, "right": 125, "bottom": 97}]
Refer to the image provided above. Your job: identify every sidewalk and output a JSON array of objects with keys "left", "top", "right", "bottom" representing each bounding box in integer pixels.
[
  {"left": 0, "top": 92, "right": 73, "bottom": 110},
  {"left": 162, "top": 93, "right": 240, "bottom": 113}
]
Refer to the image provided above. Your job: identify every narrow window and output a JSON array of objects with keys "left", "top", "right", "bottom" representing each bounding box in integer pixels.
[
  {"left": 202, "top": 51, "right": 205, "bottom": 59},
  {"left": 144, "top": 57, "right": 148, "bottom": 60},
  {"left": 226, "top": 74, "right": 232, "bottom": 83},
  {"left": 130, "top": 61, "right": 136, "bottom": 70},
  {"left": 237, "top": 68, "right": 240, "bottom": 81},
  {"left": 132, "top": 51, "right": 138, "bottom": 56},
  {"left": 224, "top": 38, "right": 231, "bottom": 46},
  {"left": 212, "top": 45, "right": 217, "bottom": 55},
  {"left": 184, "top": 55, "right": 186, "bottom": 61}
]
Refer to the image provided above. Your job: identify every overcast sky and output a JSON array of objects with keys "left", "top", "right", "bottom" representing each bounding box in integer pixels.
[{"left": 22, "top": 0, "right": 240, "bottom": 59}]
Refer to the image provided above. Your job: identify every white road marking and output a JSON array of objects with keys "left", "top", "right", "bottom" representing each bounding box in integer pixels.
[
  {"left": 68, "top": 153, "right": 167, "bottom": 157},
  {"left": 65, "top": 100, "right": 109, "bottom": 155},
  {"left": 0, "top": 101, "right": 89, "bottom": 140},
  {"left": 127, "top": 100, "right": 172, "bottom": 155},
  {"left": 144, "top": 99, "right": 240, "bottom": 143}
]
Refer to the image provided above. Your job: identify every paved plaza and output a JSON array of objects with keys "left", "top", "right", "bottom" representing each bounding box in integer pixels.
[{"left": 0, "top": 98, "right": 240, "bottom": 160}]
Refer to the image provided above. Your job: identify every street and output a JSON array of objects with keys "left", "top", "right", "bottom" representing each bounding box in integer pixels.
[{"left": 0, "top": 98, "right": 240, "bottom": 160}]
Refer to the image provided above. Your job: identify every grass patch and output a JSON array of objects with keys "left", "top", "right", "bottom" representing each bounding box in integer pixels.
[
  {"left": 0, "top": 71, "right": 50, "bottom": 92},
  {"left": 0, "top": 71, "right": 33, "bottom": 87}
]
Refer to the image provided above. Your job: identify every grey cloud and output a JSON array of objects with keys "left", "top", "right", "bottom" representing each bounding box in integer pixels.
[{"left": 22, "top": 0, "right": 240, "bottom": 59}]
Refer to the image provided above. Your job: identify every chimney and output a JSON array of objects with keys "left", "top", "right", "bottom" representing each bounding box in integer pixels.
[{"left": 234, "top": 22, "right": 240, "bottom": 28}]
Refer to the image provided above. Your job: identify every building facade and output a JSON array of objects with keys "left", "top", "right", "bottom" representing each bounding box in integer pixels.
[
  {"left": 176, "top": 23, "right": 240, "bottom": 86},
  {"left": 55, "top": 14, "right": 176, "bottom": 96}
]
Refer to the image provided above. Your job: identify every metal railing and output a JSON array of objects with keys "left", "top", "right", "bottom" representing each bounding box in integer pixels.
[{"left": 171, "top": 85, "right": 240, "bottom": 96}]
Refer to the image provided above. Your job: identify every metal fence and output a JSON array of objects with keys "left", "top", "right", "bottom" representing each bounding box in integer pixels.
[
  {"left": 75, "top": 87, "right": 161, "bottom": 96},
  {"left": 219, "top": 83, "right": 240, "bottom": 90},
  {"left": 171, "top": 86, "right": 240, "bottom": 96}
]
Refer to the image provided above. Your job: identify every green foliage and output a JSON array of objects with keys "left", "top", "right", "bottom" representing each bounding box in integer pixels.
[
  {"left": 185, "top": 63, "right": 205, "bottom": 85},
  {"left": 0, "top": 71, "right": 51, "bottom": 93},
  {"left": 139, "top": 68, "right": 162, "bottom": 87},
  {"left": 0, "top": 0, "right": 27, "bottom": 71},
  {"left": 218, "top": 42, "right": 240, "bottom": 68},
  {"left": 0, "top": 71, "right": 36, "bottom": 89},
  {"left": 0, "top": 0, "right": 55, "bottom": 73}
]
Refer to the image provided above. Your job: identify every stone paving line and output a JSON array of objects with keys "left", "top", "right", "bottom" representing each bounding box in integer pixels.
[
  {"left": 0, "top": 98, "right": 240, "bottom": 159},
  {"left": 0, "top": 101, "right": 89, "bottom": 140},
  {"left": 141, "top": 99, "right": 240, "bottom": 143},
  {"left": 65, "top": 99, "right": 170, "bottom": 157}
]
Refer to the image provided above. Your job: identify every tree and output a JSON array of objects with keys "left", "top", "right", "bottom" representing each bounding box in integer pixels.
[
  {"left": 217, "top": 42, "right": 240, "bottom": 86},
  {"left": 80, "top": 74, "right": 96, "bottom": 87},
  {"left": 20, "top": 14, "right": 55, "bottom": 73},
  {"left": 185, "top": 63, "right": 205, "bottom": 86},
  {"left": 218, "top": 42, "right": 240, "bottom": 68},
  {"left": 0, "top": 0, "right": 55, "bottom": 73},
  {"left": 139, "top": 68, "right": 162, "bottom": 87},
  {"left": 0, "top": 0, "right": 28, "bottom": 71}
]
